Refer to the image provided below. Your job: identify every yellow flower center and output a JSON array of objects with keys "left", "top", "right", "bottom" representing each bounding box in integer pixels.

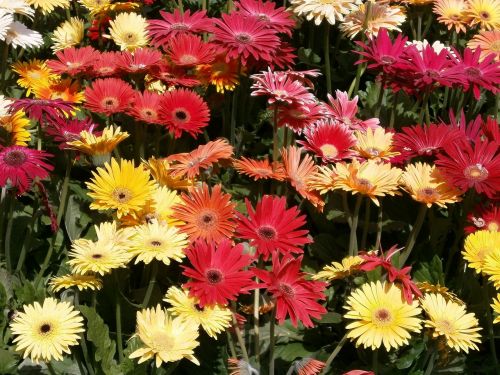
[
  {"left": 436, "top": 319, "right": 455, "bottom": 335},
  {"left": 488, "top": 222, "right": 499, "bottom": 231},
  {"left": 355, "top": 178, "right": 373, "bottom": 194},
  {"left": 372, "top": 308, "right": 393, "bottom": 326},
  {"left": 417, "top": 187, "right": 439, "bottom": 203},
  {"left": 179, "top": 54, "right": 199, "bottom": 65},
  {"left": 112, "top": 187, "right": 132, "bottom": 203},
  {"left": 464, "top": 163, "right": 489, "bottom": 182},
  {"left": 150, "top": 331, "right": 175, "bottom": 352},
  {"left": 319, "top": 144, "right": 338, "bottom": 158},
  {"left": 490, "top": 41, "right": 500, "bottom": 53}
]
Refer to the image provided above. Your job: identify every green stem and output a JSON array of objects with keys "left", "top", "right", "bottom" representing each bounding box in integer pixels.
[
  {"left": 389, "top": 91, "right": 400, "bottom": 129},
  {"left": 115, "top": 283, "right": 124, "bottom": 362},
  {"left": 226, "top": 330, "right": 237, "bottom": 358},
  {"left": 423, "top": 350, "right": 436, "bottom": 375},
  {"left": 360, "top": 198, "right": 371, "bottom": 250},
  {"left": 348, "top": 195, "right": 363, "bottom": 256},
  {"left": 372, "top": 349, "right": 379, "bottom": 375},
  {"left": 272, "top": 106, "right": 279, "bottom": 162},
  {"left": 4, "top": 197, "right": 13, "bottom": 272},
  {"left": 374, "top": 82, "right": 385, "bottom": 118},
  {"left": 417, "top": 13, "right": 422, "bottom": 41},
  {"left": 348, "top": 63, "right": 365, "bottom": 98},
  {"left": 15, "top": 204, "right": 40, "bottom": 273},
  {"left": 231, "top": 308, "right": 250, "bottom": 363},
  {"left": 46, "top": 362, "right": 57, "bottom": 375},
  {"left": 135, "top": 123, "right": 145, "bottom": 165},
  {"left": 141, "top": 262, "right": 159, "bottom": 308},
  {"left": 324, "top": 23, "right": 332, "bottom": 95},
  {"left": 177, "top": 0, "right": 183, "bottom": 12},
  {"left": 230, "top": 86, "right": 238, "bottom": 147},
  {"left": 321, "top": 333, "right": 349, "bottom": 374},
  {"left": 342, "top": 192, "right": 353, "bottom": 228},
  {"left": 74, "top": 291, "right": 96, "bottom": 375},
  {"left": 418, "top": 91, "right": 430, "bottom": 125},
  {"left": 483, "top": 277, "right": 500, "bottom": 375},
  {"left": 269, "top": 306, "right": 277, "bottom": 375},
  {"left": 399, "top": 204, "right": 427, "bottom": 267},
  {"left": 164, "top": 361, "right": 180, "bottom": 375},
  {"left": 494, "top": 93, "right": 499, "bottom": 119},
  {"left": 0, "top": 187, "right": 7, "bottom": 264},
  {"left": 375, "top": 201, "right": 383, "bottom": 250}
]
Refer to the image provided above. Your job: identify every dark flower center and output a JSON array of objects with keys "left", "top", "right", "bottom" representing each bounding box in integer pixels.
[
  {"left": 150, "top": 240, "right": 162, "bottom": 247},
  {"left": 205, "top": 269, "right": 224, "bottom": 284},
  {"left": 197, "top": 210, "right": 218, "bottom": 230},
  {"left": 278, "top": 283, "right": 295, "bottom": 298},
  {"left": 257, "top": 225, "right": 277, "bottom": 240},
  {"left": 3, "top": 150, "right": 27, "bottom": 166},
  {"left": 174, "top": 110, "right": 188, "bottom": 121},
  {"left": 102, "top": 97, "right": 119, "bottom": 110},
  {"left": 235, "top": 33, "right": 252, "bottom": 43},
  {"left": 112, "top": 187, "right": 132, "bottom": 203},
  {"left": 92, "top": 254, "right": 103, "bottom": 259},
  {"left": 480, "top": 11, "right": 491, "bottom": 20},
  {"left": 39, "top": 323, "right": 52, "bottom": 334},
  {"left": 374, "top": 308, "right": 392, "bottom": 324},
  {"left": 257, "top": 14, "right": 270, "bottom": 22}
]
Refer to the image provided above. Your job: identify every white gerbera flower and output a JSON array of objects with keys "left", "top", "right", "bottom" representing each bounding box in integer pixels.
[
  {"left": 4, "top": 21, "right": 43, "bottom": 49},
  {"left": 0, "top": 9, "right": 14, "bottom": 40},
  {"left": 0, "top": 0, "right": 35, "bottom": 18},
  {"left": 0, "top": 95, "right": 13, "bottom": 118}
]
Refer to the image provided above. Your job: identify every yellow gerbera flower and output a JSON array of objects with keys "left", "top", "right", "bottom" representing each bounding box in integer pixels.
[
  {"left": 49, "top": 274, "right": 103, "bottom": 292},
  {"left": 401, "top": 162, "right": 462, "bottom": 207},
  {"left": 87, "top": 158, "right": 155, "bottom": 218},
  {"left": 26, "top": 0, "right": 70, "bottom": 14},
  {"left": 164, "top": 286, "right": 232, "bottom": 339},
  {"left": 94, "top": 220, "right": 134, "bottom": 245},
  {"left": 0, "top": 110, "right": 31, "bottom": 146},
  {"left": 32, "top": 78, "right": 85, "bottom": 104},
  {"left": 312, "top": 255, "right": 365, "bottom": 281},
  {"left": 109, "top": 12, "right": 149, "bottom": 51},
  {"left": 433, "top": 0, "right": 470, "bottom": 33},
  {"left": 197, "top": 55, "right": 242, "bottom": 93},
  {"left": 420, "top": 293, "right": 482, "bottom": 353},
  {"left": 416, "top": 282, "right": 464, "bottom": 305},
  {"left": 333, "top": 159, "right": 402, "bottom": 206},
  {"left": 491, "top": 294, "right": 500, "bottom": 324},
  {"left": 129, "top": 305, "right": 200, "bottom": 368},
  {"left": 483, "top": 251, "right": 500, "bottom": 288},
  {"left": 462, "top": 230, "right": 500, "bottom": 273},
  {"left": 307, "top": 165, "right": 337, "bottom": 195},
  {"left": 11, "top": 59, "right": 56, "bottom": 95},
  {"left": 341, "top": 1, "right": 407, "bottom": 39},
  {"left": 145, "top": 156, "right": 194, "bottom": 190},
  {"left": 344, "top": 281, "right": 422, "bottom": 351},
  {"left": 354, "top": 126, "right": 400, "bottom": 161},
  {"left": 289, "top": 0, "right": 362, "bottom": 25},
  {"left": 79, "top": 0, "right": 140, "bottom": 17},
  {"left": 468, "top": 30, "right": 500, "bottom": 60},
  {"left": 52, "top": 17, "right": 85, "bottom": 52},
  {"left": 466, "top": 0, "right": 500, "bottom": 30},
  {"left": 67, "top": 126, "right": 130, "bottom": 166},
  {"left": 10, "top": 298, "right": 84, "bottom": 363}
]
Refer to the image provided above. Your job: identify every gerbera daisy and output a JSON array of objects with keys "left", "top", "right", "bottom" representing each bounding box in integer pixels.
[
  {"left": 435, "top": 139, "right": 500, "bottom": 198},
  {"left": 128, "top": 220, "right": 188, "bottom": 265},
  {"left": 433, "top": 0, "right": 470, "bottom": 33},
  {"left": 354, "top": 126, "right": 399, "bottom": 161},
  {"left": 0, "top": 146, "right": 53, "bottom": 194},
  {"left": 67, "top": 126, "right": 129, "bottom": 166},
  {"left": 32, "top": 78, "right": 85, "bottom": 104},
  {"left": 340, "top": 2, "right": 406, "bottom": 39},
  {"left": 145, "top": 156, "right": 194, "bottom": 190},
  {"left": 11, "top": 59, "right": 56, "bottom": 95},
  {"left": 254, "top": 253, "right": 327, "bottom": 327},
  {"left": 109, "top": 12, "right": 149, "bottom": 51},
  {"left": 148, "top": 9, "right": 213, "bottom": 48},
  {"left": 462, "top": 230, "right": 500, "bottom": 273},
  {"left": 51, "top": 17, "right": 85, "bottom": 52},
  {"left": 280, "top": 146, "right": 320, "bottom": 202},
  {"left": 84, "top": 78, "right": 134, "bottom": 116},
  {"left": 47, "top": 46, "right": 98, "bottom": 75},
  {"left": 228, "top": 359, "right": 259, "bottom": 374},
  {"left": 86, "top": 158, "right": 155, "bottom": 219},
  {"left": 277, "top": 101, "right": 324, "bottom": 133},
  {"left": 344, "top": 281, "right": 422, "bottom": 351},
  {"left": 312, "top": 255, "right": 365, "bottom": 281},
  {"left": 129, "top": 306, "right": 200, "bottom": 368},
  {"left": 10, "top": 298, "right": 84, "bottom": 363},
  {"left": 333, "top": 159, "right": 402, "bottom": 206},
  {"left": 172, "top": 184, "right": 237, "bottom": 243},
  {"left": 0, "top": 0, "right": 34, "bottom": 18},
  {"left": 127, "top": 90, "right": 163, "bottom": 124},
  {"left": 92, "top": 51, "right": 119, "bottom": 77},
  {"left": 289, "top": 359, "right": 326, "bottom": 375},
  {"left": 159, "top": 88, "right": 210, "bottom": 139},
  {"left": 466, "top": 0, "right": 500, "bottom": 30},
  {"left": 417, "top": 282, "right": 464, "bottom": 305},
  {"left": 420, "top": 293, "right": 481, "bottom": 353},
  {"left": 465, "top": 204, "right": 500, "bottom": 233},
  {"left": 0, "top": 110, "right": 31, "bottom": 146},
  {"left": 3, "top": 21, "right": 43, "bottom": 49},
  {"left": 44, "top": 117, "right": 96, "bottom": 149},
  {"left": 164, "top": 286, "right": 232, "bottom": 338},
  {"left": 115, "top": 48, "right": 162, "bottom": 73},
  {"left": 483, "top": 251, "right": 500, "bottom": 288},
  {"left": 9, "top": 98, "right": 74, "bottom": 122},
  {"left": 235, "top": 0, "right": 295, "bottom": 35},
  {"left": 307, "top": 165, "right": 337, "bottom": 194},
  {"left": 166, "top": 34, "right": 215, "bottom": 67},
  {"left": 401, "top": 162, "right": 462, "bottom": 207},
  {"left": 232, "top": 156, "right": 285, "bottom": 181},
  {"left": 323, "top": 90, "right": 379, "bottom": 131},
  {"left": 468, "top": 30, "right": 500, "bottom": 60},
  {"left": 492, "top": 294, "right": 500, "bottom": 324},
  {"left": 212, "top": 13, "right": 280, "bottom": 65},
  {"left": 167, "top": 139, "right": 233, "bottom": 179},
  {"left": 196, "top": 54, "right": 241, "bottom": 93},
  {"left": 182, "top": 239, "right": 254, "bottom": 307},
  {"left": 94, "top": 220, "right": 134, "bottom": 245},
  {"left": 236, "top": 195, "right": 312, "bottom": 260},
  {"left": 289, "top": 0, "right": 361, "bottom": 25},
  {"left": 26, "top": 0, "right": 69, "bottom": 14},
  {"left": 49, "top": 274, "right": 103, "bottom": 292},
  {"left": 0, "top": 10, "right": 12, "bottom": 41}
]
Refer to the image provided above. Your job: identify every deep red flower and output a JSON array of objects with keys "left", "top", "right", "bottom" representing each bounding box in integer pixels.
[
  {"left": 277, "top": 101, "right": 324, "bottom": 133},
  {"left": 182, "top": 239, "right": 255, "bottom": 307},
  {"left": 298, "top": 120, "right": 356, "bottom": 163},
  {"left": 387, "top": 266, "right": 423, "bottom": 304},
  {"left": 0, "top": 146, "right": 53, "bottom": 194},
  {"left": 9, "top": 98, "right": 75, "bottom": 122},
  {"left": 212, "top": 13, "right": 280, "bottom": 66},
  {"left": 115, "top": 48, "right": 162, "bottom": 73},
  {"left": 482, "top": 116, "right": 500, "bottom": 143},
  {"left": 159, "top": 88, "right": 210, "bottom": 138},
  {"left": 149, "top": 61, "right": 200, "bottom": 87},
  {"left": 166, "top": 34, "right": 215, "bottom": 67},
  {"left": 47, "top": 46, "right": 99, "bottom": 75},
  {"left": 465, "top": 204, "right": 500, "bottom": 234},
  {"left": 148, "top": 9, "right": 213, "bottom": 48},
  {"left": 87, "top": 16, "right": 110, "bottom": 41},
  {"left": 447, "top": 110, "right": 484, "bottom": 143},
  {"left": 323, "top": 90, "right": 379, "bottom": 131},
  {"left": 235, "top": 0, "right": 295, "bottom": 35},
  {"left": 84, "top": 78, "right": 134, "bottom": 116},
  {"left": 436, "top": 139, "right": 500, "bottom": 198},
  {"left": 45, "top": 117, "right": 97, "bottom": 149},
  {"left": 127, "top": 91, "right": 163, "bottom": 124},
  {"left": 92, "top": 51, "right": 119, "bottom": 77},
  {"left": 267, "top": 41, "right": 296, "bottom": 70},
  {"left": 236, "top": 195, "right": 312, "bottom": 260},
  {"left": 254, "top": 253, "right": 327, "bottom": 327}
]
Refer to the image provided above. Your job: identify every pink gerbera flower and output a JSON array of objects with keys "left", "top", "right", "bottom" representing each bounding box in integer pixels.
[
  {"left": 9, "top": 99, "right": 75, "bottom": 122},
  {"left": 127, "top": 91, "right": 163, "bottom": 124},
  {"left": 436, "top": 139, "right": 500, "bottom": 198},
  {"left": 115, "top": 48, "right": 162, "bottom": 73},
  {"left": 92, "top": 51, "right": 119, "bottom": 77},
  {"left": 236, "top": 195, "right": 312, "bottom": 260},
  {"left": 254, "top": 253, "right": 327, "bottom": 328},
  {"left": 45, "top": 117, "right": 97, "bottom": 149},
  {"left": 159, "top": 88, "right": 210, "bottom": 138},
  {"left": 148, "top": 9, "right": 213, "bottom": 48},
  {"left": 268, "top": 41, "right": 297, "bottom": 70},
  {"left": 234, "top": 0, "right": 296, "bottom": 35},
  {"left": 465, "top": 204, "right": 500, "bottom": 234},
  {"left": 47, "top": 46, "right": 99, "bottom": 75},
  {"left": 212, "top": 13, "right": 280, "bottom": 65},
  {"left": 0, "top": 146, "right": 53, "bottom": 194},
  {"left": 84, "top": 78, "right": 134, "bottom": 116},
  {"left": 323, "top": 90, "right": 379, "bottom": 131},
  {"left": 298, "top": 120, "right": 356, "bottom": 162},
  {"left": 447, "top": 110, "right": 484, "bottom": 143},
  {"left": 166, "top": 34, "right": 215, "bottom": 67},
  {"left": 182, "top": 239, "right": 255, "bottom": 307}
]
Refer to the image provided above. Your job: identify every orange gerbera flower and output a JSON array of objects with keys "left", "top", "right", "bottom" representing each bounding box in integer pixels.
[
  {"left": 167, "top": 139, "right": 234, "bottom": 179},
  {"left": 33, "top": 78, "right": 85, "bottom": 103},
  {"left": 197, "top": 55, "right": 242, "bottom": 93},
  {"left": 144, "top": 156, "right": 194, "bottom": 190},
  {"left": 468, "top": 30, "right": 500, "bottom": 60},
  {"left": 172, "top": 184, "right": 237, "bottom": 243},
  {"left": 232, "top": 156, "right": 285, "bottom": 181}
]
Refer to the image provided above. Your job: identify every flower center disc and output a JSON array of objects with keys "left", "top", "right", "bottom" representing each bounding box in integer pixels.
[
  {"left": 319, "top": 144, "right": 338, "bottom": 158},
  {"left": 257, "top": 225, "right": 277, "bottom": 240},
  {"left": 112, "top": 187, "right": 132, "bottom": 203},
  {"left": 3, "top": 150, "right": 27, "bottom": 166},
  {"left": 464, "top": 163, "right": 489, "bottom": 182},
  {"left": 205, "top": 269, "right": 224, "bottom": 284},
  {"left": 373, "top": 308, "right": 393, "bottom": 326},
  {"left": 278, "top": 283, "right": 295, "bottom": 298},
  {"left": 235, "top": 33, "right": 252, "bottom": 43}
]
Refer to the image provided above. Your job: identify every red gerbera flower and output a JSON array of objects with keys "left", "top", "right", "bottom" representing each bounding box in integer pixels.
[
  {"left": 298, "top": 120, "right": 356, "bottom": 163},
  {"left": 236, "top": 195, "right": 312, "bottom": 260},
  {"left": 482, "top": 116, "right": 500, "bottom": 143},
  {"left": 127, "top": 91, "right": 163, "bottom": 124},
  {"left": 87, "top": 16, "right": 110, "bottom": 41},
  {"left": 9, "top": 98, "right": 75, "bottom": 122},
  {"left": 115, "top": 48, "right": 162, "bottom": 73},
  {"left": 84, "top": 78, "right": 134, "bottom": 116},
  {"left": 92, "top": 51, "right": 119, "bottom": 77},
  {"left": 45, "top": 117, "right": 97, "bottom": 149},
  {"left": 323, "top": 90, "right": 379, "bottom": 131},
  {"left": 149, "top": 61, "right": 200, "bottom": 87},
  {"left": 387, "top": 266, "right": 422, "bottom": 304},
  {"left": 436, "top": 139, "right": 500, "bottom": 198},
  {"left": 148, "top": 9, "right": 213, "bottom": 48},
  {"left": 447, "top": 110, "right": 484, "bottom": 143},
  {"left": 159, "top": 88, "right": 210, "bottom": 138},
  {"left": 254, "top": 253, "right": 327, "bottom": 327},
  {"left": 212, "top": 13, "right": 280, "bottom": 65},
  {"left": 0, "top": 146, "right": 53, "bottom": 194},
  {"left": 277, "top": 101, "right": 324, "bottom": 133},
  {"left": 166, "top": 34, "right": 216, "bottom": 67},
  {"left": 182, "top": 239, "right": 255, "bottom": 307},
  {"left": 268, "top": 41, "right": 297, "bottom": 70},
  {"left": 465, "top": 204, "right": 500, "bottom": 234},
  {"left": 47, "top": 46, "right": 99, "bottom": 75}
]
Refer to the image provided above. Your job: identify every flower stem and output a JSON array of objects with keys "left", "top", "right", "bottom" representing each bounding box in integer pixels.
[
  {"left": 423, "top": 350, "right": 436, "bottom": 375},
  {"left": 418, "top": 91, "right": 430, "bottom": 125},
  {"left": 372, "top": 349, "right": 379, "bottom": 374},
  {"left": 483, "top": 277, "right": 500, "bottom": 375},
  {"left": 46, "top": 362, "right": 57, "bottom": 375},
  {"left": 272, "top": 106, "right": 279, "bottom": 162},
  {"left": 115, "top": 281, "right": 124, "bottom": 362},
  {"left": 74, "top": 291, "right": 96, "bottom": 375},
  {"left": 399, "top": 204, "right": 427, "bottom": 267},
  {"left": 141, "top": 261, "right": 159, "bottom": 308},
  {"left": 231, "top": 308, "right": 250, "bottom": 363},
  {"left": 230, "top": 86, "right": 238, "bottom": 147},
  {"left": 321, "top": 332, "right": 349, "bottom": 374},
  {"left": 4, "top": 197, "right": 13, "bottom": 272},
  {"left": 226, "top": 330, "right": 237, "bottom": 358},
  {"left": 375, "top": 201, "right": 383, "bottom": 250},
  {"left": 374, "top": 81, "right": 385, "bottom": 118},
  {"left": 324, "top": 23, "right": 332, "bottom": 95},
  {"left": 269, "top": 306, "right": 277, "bottom": 375},
  {"left": 360, "top": 198, "right": 371, "bottom": 250},
  {"left": 15, "top": 202, "right": 40, "bottom": 273},
  {"left": 348, "top": 195, "right": 363, "bottom": 256},
  {"left": 389, "top": 91, "right": 399, "bottom": 129}
]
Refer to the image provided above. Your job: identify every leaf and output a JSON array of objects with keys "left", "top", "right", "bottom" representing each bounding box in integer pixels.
[
  {"left": 309, "top": 234, "right": 337, "bottom": 263},
  {"left": 120, "top": 337, "right": 149, "bottom": 375},
  {"left": 79, "top": 306, "right": 120, "bottom": 375},
  {"left": 316, "top": 312, "right": 342, "bottom": 324},
  {"left": 413, "top": 255, "right": 445, "bottom": 285},
  {"left": 297, "top": 47, "right": 321, "bottom": 65},
  {"left": 395, "top": 340, "right": 425, "bottom": 369},
  {"left": 0, "top": 348, "right": 17, "bottom": 374},
  {"left": 275, "top": 342, "right": 316, "bottom": 362},
  {"left": 64, "top": 196, "right": 91, "bottom": 242}
]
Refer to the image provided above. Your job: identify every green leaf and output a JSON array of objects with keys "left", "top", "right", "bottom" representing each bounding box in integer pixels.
[
  {"left": 413, "top": 255, "right": 445, "bottom": 285},
  {"left": 297, "top": 47, "right": 321, "bottom": 65},
  {"left": 120, "top": 337, "right": 149, "bottom": 375},
  {"left": 275, "top": 342, "right": 316, "bottom": 362},
  {"left": 79, "top": 306, "right": 120, "bottom": 375},
  {"left": 0, "top": 348, "right": 17, "bottom": 374},
  {"left": 395, "top": 340, "right": 425, "bottom": 369},
  {"left": 316, "top": 312, "right": 342, "bottom": 324}
]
